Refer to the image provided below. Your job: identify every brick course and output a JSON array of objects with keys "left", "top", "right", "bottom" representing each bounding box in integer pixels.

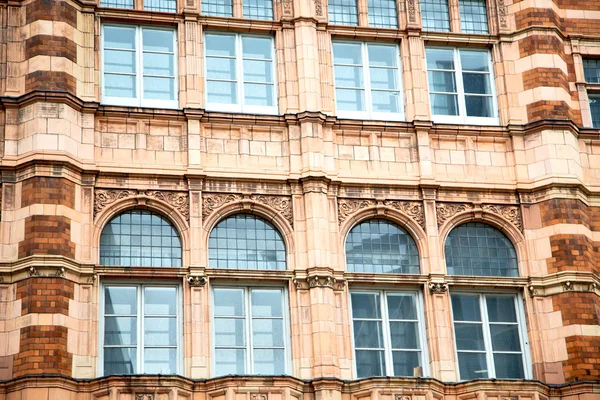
[
  {"left": 26, "top": 0, "right": 77, "bottom": 28},
  {"left": 16, "top": 278, "right": 74, "bottom": 316},
  {"left": 526, "top": 101, "right": 581, "bottom": 125},
  {"left": 564, "top": 336, "right": 600, "bottom": 382},
  {"left": 18, "top": 215, "right": 75, "bottom": 258},
  {"left": 12, "top": 325, "right": 72, "bottom": 377},
  {"left": 547, "top": 234, "right": 599, "bottom": 275},
  {"left": 25, "top": 35, "right": 77, "bottom": 63},
  {"left": 553, "top": 292, "right": 600, "bottom": 326},
  {"left": 21, "top": 177, "right": 76, "bottom": 208},
  {"left": 539, "top": 199, "right": 600, "bottom": 231},
  {"left": 25, "top": 71, "right": 76, "bottom": 94}
]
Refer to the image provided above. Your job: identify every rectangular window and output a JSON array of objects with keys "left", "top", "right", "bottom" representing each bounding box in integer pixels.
[
  {"left": 102, "top": 25, "right": 178, "bottom": 108},
  {"left": 205, "top": 33, "right": 277, "bottom": 114},
  {"left": 350, "top": 291, "right": 427, "bottom": 378},
  {"left": 244, "top": 0, "right": 273, "bottom": 19},
  {"left": 100, "top": 0, "right": 133, "bottom": 9},
  {"left": 328, "top": 0, "right": 358, "bottom": 25},
  {"left": 421, "top": 0, "right": 450, "bottom": 32},
  {"left": 368, "top": 0, "right": 398, "bottom": 28},
  {"left": 584, "top": 59, "right": 600, "bottom": 83},
  {"left": 591, "top": 95, "right": 600, "bottom": 128},
  {"left": 426, "top": 47, "right": 497, "bottom": 124},
  {"left": 451, "top": 293, "right": 529, "bottom": 381},
  {"left": 333, "top": 41, "right": 404, "bottom": 120},
  {"left": 101, "top": 284, "right": 180, "bottom": 375},
  {"left": 459, "top": 0, "right": 488, "bottom": 34},
  {"left": 145, "top": 0, "right": 177, "bottom": 12},
  {"left": 202, "top": 0, "right": 233, "bottom": 16},
  {"left": 212, "top": 287, "right": 289, "bottom": 376}
]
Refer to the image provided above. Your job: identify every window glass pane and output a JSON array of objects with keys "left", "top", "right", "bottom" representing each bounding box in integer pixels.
[
  {"left": 454, "top": 323, "right": 485, "bottom": 351},
  {"left": 105, "top": 286, "right": 137, "bottom": 314},
  {"left": 584, "top": 59, "right": 600, "bottom": 83},
  {"left": 244, "top": 83, "right": 275, "bottom": 106},
  {"left": 243, "top": 37, "right": 273, "bottom": 59},
  {"left": 144, "top": 317, "right": 177, "bottom": 345},
  {"left": 465, "top": 96, "right": 493, "bottom": 117},
  {"left": 371, "top": 91, "right": 400, "bottom": 113},
  {"left": 368, "top": 0, "right": 397, "bottom": 28},
  {"left": 144, "top": 348, "right": 176, "bottom": 374},
  {"left": 430, "top": 93, "right": 458, "bottom": 116},
  {"left": 207, "top": 58, "right": 236, "bottom": 80},
  {"left": 252, "top": 289, "right": 283, "bottom": 317},
  {"left": 105, "top": 316, "right": 137, "bottom": 345},
  {"left": 214, "top": 288, "right": 245, "bottom": 316},
  {"left": 451, "top": 294, "right": 481, "bottom": 321},
  {"left": 590, "top": 95, "right": 600, "bottom": 128},
  {"left": 144, "top": 53, "right": 174, "bottom": 76},
  {"left": 353, "top": 320, "right": 384, "bottom": 348},
  {"left": 101, "top": 0, "right": 134, "bottom": 7},
  {"left": 104, "top": 348, "right": 137, "bottom": 374},
  {"left": 144, "top": 287, "right": 177, "bottom": 314},
  {"left": 387, "top": 294, "right": 416, "bottom": 320},
  {"left": 105, "top": 26, "right": 136, "bottom": 49},
  {"left": 346, "top": 219, "right": 420, "bottom": 274},
  {"left": 215, "top": 318, "right": 246, "bottom": 346},
  {"left": 329, "top": 0, "right": 358, "bottom": 25},
  {"left": 202, "top": 0, "right": 233, "bottom": 16},
  {"left": 462, "top": 73, "right": 490, "bottom": 94},
  {"left": 486, "top": 296, "right": 517, "bottom": 322},
  {"left": 421, "top": 0, "right": 450, "bottom": 32},
  {"left": 252, "top": 319, "right": 284, "bottom": 347},
  {"left": 105, "top": 50, "right": 135, "bottom": 74},
  {"left": 428, "top": 71, "right": 457, "bottom": 93},
  {"left": 389, "top": 322, "right": 419, "bottom": 349},
  {"left": 253, "top": 349, "right": 285, "bottom": 374},
  {"left": 143, "top": 29, "right": 174, "bottom": 53},
  {"left": 351, "top": 293, "right": 381, "bottom": 319},
  {"left": 370, "top": 68, "right": 398, "bottom": 90},
  {"left": 459, "top": 0, "right": 488, "bottom": 34},
  {"left": 209, "top": 214, "right": 286, "bottom": 270},
  {"left": 335, "top": 65, "right": 364, "bottom": 88},
  {"left": 457, "top": 352, "right": 488, "bottom": 380},
  {"left": 145, "top": 0, "right": 176, "bottom": 11},
  {"left": 490, "top": 324, "right": 521, "bottom": 352},
  {"left": 207, "top": 81, "right": 238, "bottom": 104},
  {"left": 426, "top": 48, "right": 454, "bottom": 70},
  {"left": 392, "top": 351, "right": 421, "bottom": 377},
  {"left": 144, "top": 77, "right": 175, "bottom": 100},
  {"left": 243, "top": 0, "right": 273, "bottom": 19},
  {"left": 445, "top": 222, "right": 518, "bottom": 276},
  {"left": 356, "top": 350, "right": 385, "bottom": 378},
  {"left": 333, "top": 43, "right": 363, "bottom": 65},
  {"left": 206, "top": 34, "right": 236, "bottom": 57},
  {"left": 215, "top": 349, "right": 246, "bottom": 375},
  {"left": 335, "top": 89, "right": 365, "bottom": 111},
  {"left": 104, "top": 75, "right": 136, "bottom": 99},
  {"left": 493, "top": 353, "right": 525, "bottom": 379},
  {"left": 244, "top": 60, "right": 273, "bottom": 83},
  {"left": 460, "top": 51, "right": 489, "bottom": 72}
]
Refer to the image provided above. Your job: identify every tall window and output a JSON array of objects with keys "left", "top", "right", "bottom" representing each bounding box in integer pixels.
[
  {"left": 445, "top": 222, "right": 517, "bottom": 277},
  {"left": 101, "top": 284, "right": 180, "bottom": 375},
  {"left": 421, "top": 0, "right": 450, "bottom": 32},
  {"left": 205, "top": 33, "right": 277, "bottom": 114},
  {"left": 100, "top": 210, "right": 182, "bottom": 267},
  {"left": 451, "top": 293, "right": 529, "bottom": 380},
  {"left": 328, "top": 0, "right": 358, "bottom": 25},
  {"left": 459, "top": 0, "right": 488, "bottom": 34},
  {"left": 368, "top": 0, "right": 398, "bottom": 28},
  {"left": 212, "top": 287, "right": 289, "bottom": 375},
  {"left": 202, "top": 0, "right": 233, "bottom": 16},
  {"left": 102, "top": 25, "right": 177, "bottom": 108},
  {"left": 333, "top": 42, "right": 404, "bottom": 121},
  {"left": 426, "top": 47, "right": 497, "bottom": 125},
  {"left": 350, "top": 291, "right": 427, "bottom": 378},
  {"left": 584, "top": 59, "right": 600, "bottom": 128},
  {"left": 346, "top": 219, "right": 419, "bottom": 273},
  {"left": 209, "top": 214, "right": 286, "bottom": 270}
]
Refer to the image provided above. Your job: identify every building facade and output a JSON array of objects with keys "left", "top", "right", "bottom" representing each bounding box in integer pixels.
[{"left": 0, "top": 0, "right": 600, "bottom": 399}]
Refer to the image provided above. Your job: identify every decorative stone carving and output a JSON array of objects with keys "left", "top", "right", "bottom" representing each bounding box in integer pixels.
[
  {"left": 187, "top": 275, "right": 207, "bottom": 286},
  {"left": 295, "top": 276, "right": 345, "bottom": 290},
  {"left": 406, "top": 0, "right": 416, "bottom": 23},
  {"left": 251, "top": 394, "right": 267, "bottom": 400},
  {"left": 497, "top": 0, "right": 508, "bottom": 28},
  {"left": 281, "top": 0, "right": 292, "bottom": 15},
  {"left": 250, "top": 195, "right": 294, "bottom": 227},
  {"left": 29, "top": 267, "right": 39, "bottom": 277},
  {"left": 144, "top": 190, "right": 190, "bottom": 221},
  {"left": 482, "top": 204, "right": 523, "bottom": 231},
  {"left": 337, "top": 199, "right": 376, "bottom": 225},
  {"left": 314, "top": 0, "right": 322, "bottom": 16},
  {"left": 201, "top": 193, "right": 243, "bottom": 220},
  {"left": 94, "top": 189, "right": 190, "bottom": 221},
  {"left": 395, "top": 396, "right": 411, "bottom": 400},
  {"left": 94, "top": 189, "right": 138, "bottom": 216},
  {"left": 135, "top": 395, "right": 154, "bottom": 400},
  {"left": 55, "top": 268, "right": 65, "bottom": 278},
  {"left": 428, "top": 282, "right": 448, "bottom": 294},
  {"left": 563, "top": 281, "right": 574, "bottom": 292},
  {"left": 383, "top": 200, "right": 425, "bottom": 229},
  {"left": 436, "top": 202, "right": 473, "bottom": 228}
]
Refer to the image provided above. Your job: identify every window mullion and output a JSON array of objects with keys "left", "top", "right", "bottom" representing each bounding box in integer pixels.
[
  {"left": 454, "top": 48, "right": 467, "bottom": 122},
  {"left": 480, "top": 294, "right": 495, "bottom": 378},
  {"left": 246, "top": 288, "right": 253, "bottom": 374},
  {"left": 137, "top": 27, "right": 143, "bottom": 106},
  {"left": 363, "top": 43, "right": 373, "bottom": 117},
  {"left": 138, "top": 284, "right": 144, "bottom": 374},
  {"left": 237, "top": 34, "right": 244, "bottom": 112},
  {"left": 381, "top": 291, "right": 393, "bottom": 376}
]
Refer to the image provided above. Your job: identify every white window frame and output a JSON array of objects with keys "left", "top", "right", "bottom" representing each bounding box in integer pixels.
[
  {"left": 98, "top": 282, "right": 183, "bottom": 376},
  {"left": 210, "top": 284, "right": 291, "bottom": 376},
  {"left": 101, "top": 24, "right": 178, "bottom": 109},
  {"left": 349, "top": 288, "right": 429, "bottom": 378},
  {"left": 425, "top": 47, "right": 499, "bottom": 126},
  {"left": 204, "top": 32, "right": 278, "bottom": 115},
  {"left": 449, "top": 291, "right": 532, "bottom": 381},
  {"left": 332, "top": 40, "right": 405, "bottom": 121}
]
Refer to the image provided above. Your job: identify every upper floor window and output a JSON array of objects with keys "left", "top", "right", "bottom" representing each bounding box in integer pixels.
[
  {"left": 426, "top": 47, "right": 498, "bottom": 125},
  {"left": 445, "top": 222, "right": 517, "bottom": 277},
  {"left": 202, "top": 0, "right": 233, "bottom": 16},
  {"left": 209, "top": 214, "right": 286, "bottom": 270},
  {"left": 100, "top": 0, "right": 176, "bottom": 12},
  {"left": 346, "top": 219, "right": 419, "bottom": 274},
  {"left": 205, "top": 33, "right": 277, "bottom": 115},
  {"left": 101, "top": 284, "right": 181, "bottom": 375},
  {"left": 329, "top": 0, "right": 358, "bottom": 25},
  {"left": 368, "top": 0, "right": 398, "bottom": 28},
  {"left": 100, "top": 209, "right": 182, "bottom": 267},
  {"left": 584, "top": 59, "right": 600, "bottom": 128},
  {"left": 102, "top": 25, "right": 178, "bottom": 108},
  {"left": 421, "top": 0, "right": 450, "bottom": 32},
  {"left": 459, "top": 0, "right": 488, "bottom": 34},
  {"left": 333, "top": 42, "right": 404, "bottom": 121},
  {"left": 451, "top": 293, "right": 529, "bottom": 380}
]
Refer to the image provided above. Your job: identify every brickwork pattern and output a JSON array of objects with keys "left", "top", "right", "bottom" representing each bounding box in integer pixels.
[
  {"left": 16, "top": 278, "right": 74, "bottom": 316},
  {"left": 539, "top": 199, "right": 600, "bottom": 231},
  {"left": 13, "top": 326, "right": 72, "bottom": 377},
  {"left": 564, "top": 336, "right": 600, "bottom": 382},
  {"left": 25, "top": 35, "right": 77, "bottom": 63},
  {"left": 18, "top": 215, "right": 75, "bottom": 258},
  {"left": 21, "top": 177, "right": 76, "bottom": 208},
  {"left": 26, "top": 0, "right": 77, "bottom": 28},
  {"left": 25, "top": 71, "right": 76, "bottom": 93}
]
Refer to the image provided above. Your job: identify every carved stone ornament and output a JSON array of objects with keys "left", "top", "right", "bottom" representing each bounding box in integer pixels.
[
  {"left": 94, "top": 189, "right": 190, "bottom": 221},
  {"left": 135, "top": 395, "right": 154, "bottom": 400},
  {"left": 563, "top": 281, "right": 574, "bottom": 292},
  {"left": 337, "top": 199, "right": 377, "bottom": 225},
  {"left": 406, "top": 0, "right": 416, "bottom": 23},
  {"left": 281, "top": 0, "right": 292, "bottom": 15},
  {"left": 202, "top": 193, "right": 294, "bottom": 227},
  {"left": 29, "top": 267, "right": 39, "bottom": 277},
  {"left": 202, "top": 193, "right": 243, "bottom": 219},
  {"left": 428, "top": 282, "right": 448, "bottom": 294},
  {"left": 383, "top": 200, "right": 425, "bottom": 229},
  {"left": 187, "top": 275, "right": 207, "bottom": 286},
  {"left": 481, "top": 204, "right": 523, "bottom": 231},
  {"left": 55, "top": 268, "right": 66, "bottom": 278},
  {"left": 294, "top": 276, "right": 345, "bottom": 290},
  {"left": 395, "top": 396, "right": 411, "bottom": 400},
  {"left": 250, "top": 194, "right": 294, "bottom": 227},
  {"left": 436, "top": 202, "right": 474, "bottom": 228},
  {"left": 497, "top": 0, "right": 508, "bottom": 29},
  {"left": 314, "top": 0, "right": 322, "bottom": 16},
  {"left": 251, "top": 394, "right": 267, "bottom": 400}
]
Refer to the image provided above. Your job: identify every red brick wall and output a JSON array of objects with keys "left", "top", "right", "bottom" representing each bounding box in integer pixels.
[
  {"left": 18, "top": 215, "right": 75, "bottom": 258},
  {"left": 564, "top": 336, "right": 600, "bottom": 381},
  {"left": 25, "top": 35, "right": 77, "bottom": 63},
  {"left": 26, "top": 0, "right": 77, "bottom": 27},
  {"left": 25, "top": 71, "right": 76, "bottom": 93},
  {"left": 21, "top": 177, "right": 76, "bottom": 208},
  {"left": 539, "top": 199, "right": 600, "bottom": 230},
  {"left": 16, "top": 278, "right": 74, "bottom": 316},
  {"left": 553, "top": 292, "right": 600, "bottom": 326},
  {"left": 12, "top": 326, "right": 72, "bottom": 377}
]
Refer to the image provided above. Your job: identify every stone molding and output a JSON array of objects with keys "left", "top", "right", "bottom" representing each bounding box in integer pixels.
[
  {"left": 202, "top": 193, "right": 294, "bottom": 227},
  {"left": 497, "top": 0, "right": 508, "bottom": 29},
  {"left": 528, "top": 272, "right": 600, "bottom": 297},
  {"left": 94, "top": 189, "right": 190, "bottom": 221},
  {"left": 293, "top": 275, "right": 346, "bottom": 291},
  {"left": 383, "top": 200, "right": 425, "bottom": 230},
  {"left": 436, "top": 202, "right": 474, "bottom": 228},
  {"left": 436, "top": 202, "right": 523, "bottom": 231},
  {"left": 337, "top": 198, "right": 425, "bottom": 229},
  {"left": 481, "top": 204, "right": 523, "bottom": 231},
  {"left": 406, "top": 0, "right": 417, "bottom": 24},
  {"left": 187, "top": 275, "right": 207, "bottom": 286}
]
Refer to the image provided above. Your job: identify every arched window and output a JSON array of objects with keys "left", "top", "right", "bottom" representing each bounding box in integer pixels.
[
  {"left": 445, "top": 222, "right": 517, "bottom": 277},
  {"left": 100, "top": 210, "right": 182, "bottom": 267},
  {"left": 345, "top": 219, "right": 420, "bottom": 274},
  {"left": 209, "top": 214, "right": 286, "bottom": 270}
]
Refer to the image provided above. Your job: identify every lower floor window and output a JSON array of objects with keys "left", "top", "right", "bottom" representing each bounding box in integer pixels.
[
  {"left": 101, "top": 284, "right": 180, "bottom": 375},
  {"left": 350, "top": 290, "right": 427, "bottom": 378},
  {"left": 451, "top": 293, "right": 528, "bottom": 380},
  {"left": 590, "top": 94, "right": 600, "bottom": 128},
  {"left": 212, "top": 286, "right": 288, "bottom": 376}
]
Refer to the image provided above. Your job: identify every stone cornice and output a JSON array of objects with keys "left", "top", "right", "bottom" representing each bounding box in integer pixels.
[{"left": 527, "top": 271, "right": 600, "bottom": 298}]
